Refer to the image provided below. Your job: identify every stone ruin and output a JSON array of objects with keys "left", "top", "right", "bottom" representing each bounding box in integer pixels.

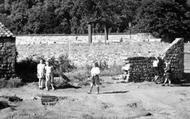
[
  {"left": 126, "top": 38, "right": 184, "bottom": 82},
  {"left": 0, "top": 22, "right": 16, "bottom": 79}
]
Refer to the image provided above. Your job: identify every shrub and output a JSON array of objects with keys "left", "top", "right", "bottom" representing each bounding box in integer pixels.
[
  {"left": 65, "top": 68, "right": 91, "bottom": 82},
  {"left": 48, "top": 54, "right": 76, "bottom": 77},
  {"left": 0, "top": 77, "right": 23, "bottom": 88},
  {"left": 97, "top": 60, "right": 108, "bottom": 71},
  {"left": 16, "top": 54, "right": 76, "bottom": 82}
]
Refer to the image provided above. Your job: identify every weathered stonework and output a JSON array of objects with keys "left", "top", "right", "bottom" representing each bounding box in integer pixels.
[
  {"left": 126, "top": 38, "right": 184, "bottom": 82},
  {"left": 16, "top": 33, "right": 160, "bottom": 45},
  {"left": 161, "top": 38, "right": 184, "bottom": 80},
  {"left": 0, "top": 37, "right": 16, "bottom": 79},
  {"left": 127, "top": 57, "right": 156, "bottom": 82},
  {"left": 0, "top": 23, "right": 16, "bottom": 79}
]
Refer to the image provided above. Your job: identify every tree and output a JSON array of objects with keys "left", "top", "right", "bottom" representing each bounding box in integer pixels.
[
  {"left": 134, "top": 0, "right": 188, "bottom": 42},
  {"left": 73, "top": 0, "right": 141, "bottom": 43},
  {"left": 0, "top": 0, "right": 141, "bottom": 35}
]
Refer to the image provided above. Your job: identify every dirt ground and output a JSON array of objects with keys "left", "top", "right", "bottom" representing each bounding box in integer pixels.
[{"left": 0, "top": 76, "right": 190, "bottom": 119}]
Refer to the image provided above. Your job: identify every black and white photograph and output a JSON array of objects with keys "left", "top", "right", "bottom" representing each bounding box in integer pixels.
[{"left": 0, "top": 0, "right": 190, "bottom": 118}]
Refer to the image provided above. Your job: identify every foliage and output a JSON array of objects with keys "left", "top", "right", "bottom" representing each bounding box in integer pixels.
[
  {"left": 0, "top": 77, "right": 23, "bottom": 88},
  {"left": 97, "top": 60, "right": 109, "bottom": 71},
  {"left": 0, "top": 0, "right": 190, "bottom": 42},
  {"left": 134, "top": 0, "right": 189, "bottom": 42},
  {"left": 0, "top": 0, "right": 140, "bottom": 34},
  {"left": 48, "top": 54, "right": 76, "bottom": 77}
]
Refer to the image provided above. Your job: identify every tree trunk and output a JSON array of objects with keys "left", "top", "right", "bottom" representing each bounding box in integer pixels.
[
  {"left": 88, "top": 24, "right": 92, "bottom": 44},
  {"left": 104, "top": 25, "right": 108, "bottom": 44}
]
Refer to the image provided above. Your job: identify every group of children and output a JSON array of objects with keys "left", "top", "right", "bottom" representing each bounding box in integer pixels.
[
  {"left": 37, "top": 59, "right": 55, "bottom": 91},
  {"left": 152, "top": 57, "right": 172, "bottom": 86},
  {"left": 122, "top": 57, "right": 172, "bottom": 86},
  {"left": 37, "top": 60, "right": 101, "bottom": 93},
  {"left": 37, "top": 56, "right": 172, "bottom": 93}
]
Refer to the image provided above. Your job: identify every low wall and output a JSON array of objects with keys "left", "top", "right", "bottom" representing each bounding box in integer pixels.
[
  {"left": 127, "top": 38, "right": 184, "bottom": 82},
  {"left": 16, "top": 33, "right": 160, "bottom": 45},
  {"left": 127, "top": 57, "right": 156, "bottom": 82}
]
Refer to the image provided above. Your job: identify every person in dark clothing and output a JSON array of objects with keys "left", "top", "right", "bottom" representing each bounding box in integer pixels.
[{"left": 163, "top": 61, "right": 172, "bottom": 86}]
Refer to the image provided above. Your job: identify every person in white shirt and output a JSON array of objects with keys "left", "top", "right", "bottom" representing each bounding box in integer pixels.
[
  {"left": 88, "top": 62, "right": 101, "bottom": 94},
  {"left": 37, "top": 59, "right": 45, "bottom": 89},
  {"left": 152, "top": 57, "right": 160, "bottom": 83},
  {"left": 45, "top": 60, "right": 55, "bottom": 91},
  {"left": 121, "top": 60, "right": 130, "bottom": 81}
]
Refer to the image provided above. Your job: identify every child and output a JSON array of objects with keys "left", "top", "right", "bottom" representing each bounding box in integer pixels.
[
  {"left": 37, "top": 59, "right": 45, "bottom": 89},
  {"left": 45, "top": 60, "right": 55, "bottom": 91},
  {"left": 163, "top": 61, "right": 172, "bottom": 86},
  {"left": 152, "top": 57, "right": 160, "bottom": 82},
  {"left": 121, "top": 60, "right": 130, "bottom": 81},
  {"left": 88, "top": 62, "right": 101, "bottom": 94}
]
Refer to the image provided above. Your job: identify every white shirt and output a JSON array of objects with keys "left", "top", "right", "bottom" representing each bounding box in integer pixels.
[
  {"left": 91, "top": 67, "right": 100, "bottom": 76},
  {"left": 122, "top": 64, "right": 130, "bottom": 71},
  {"left": 37, "top": 64, "right": 45, "bottom": 74},
  {"left": 45, "top": 66, "right": 53, "bottom": 75},
  {"left": 153, "top": 60, "right": 159, "bottom": 67}
]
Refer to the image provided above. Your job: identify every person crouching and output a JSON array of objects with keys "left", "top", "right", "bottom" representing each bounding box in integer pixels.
[{"left": 88, "top": 62, "right": 101, "bottom": 94}]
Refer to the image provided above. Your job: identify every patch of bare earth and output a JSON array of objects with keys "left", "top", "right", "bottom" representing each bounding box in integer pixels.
[{"left": 0, "top": 77, "right": 190, "bottom": 119}]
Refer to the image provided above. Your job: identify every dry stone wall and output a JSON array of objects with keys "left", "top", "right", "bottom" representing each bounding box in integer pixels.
[
  {"left": 16, "top": 33, "right": 160, "bottom": 45},
  {"left": 0, "top": 37, "right": 16, "bottom": 78},
  {"left": 127, "top": 57, "right": 156, "bottom": 82},
  {"left": 161, "top": 38, "right": 184, "bottom": 80},
  {"left": 127, "top": 38, "right": 184, "bottom": 82}
]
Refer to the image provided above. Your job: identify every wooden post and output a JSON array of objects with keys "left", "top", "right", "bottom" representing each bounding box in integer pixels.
[
  {"left": 104, "top": 25, "right": 108, "bottom": 44},
  {"left": 88, "top": 24, "right": 92, "bottom": 44}
]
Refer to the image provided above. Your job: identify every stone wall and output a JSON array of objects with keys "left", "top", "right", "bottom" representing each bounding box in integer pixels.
[
  {"left": 16, "top": 33, "right": 160, "bottom": 45},
  {"left": 127, "top": 57, "right": 156, "bottom": 82},
  {"left": 0, "top": 37, "right": 16, "bottom": 78},
  {"left": 127, "top": 38, "right": 184, "bottom": 82},
  {"left": 161, "top": 38, "right": 184, "bottom": 80}
]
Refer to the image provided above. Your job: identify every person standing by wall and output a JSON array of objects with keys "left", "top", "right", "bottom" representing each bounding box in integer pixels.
[
  {"left": 45, "top": 60, "right": 55, "bottom": 91},
  {"left": 37, "top": 59, "right": 45, "bottom": 89},
  {"left": 163, "top": 61, "right": 172, "bottom": 86},
  {"left": 121, "top": 60, "right": 130, "bottom": 82}
]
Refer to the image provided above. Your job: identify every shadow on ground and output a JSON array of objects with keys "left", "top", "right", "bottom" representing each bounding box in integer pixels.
[
  {"left": 55, "top": 83, "right": 81, "bottom": 89},
  {"left": 101, "top": 90, "right": 129, "bottom": 94},
  {"left": 171, "top": 73, "right": 190, "bottom": 87}
]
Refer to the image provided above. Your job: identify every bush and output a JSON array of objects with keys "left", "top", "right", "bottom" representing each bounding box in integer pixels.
[
  {"left": 48, "top": 54, "right": 76, "bottom": 77},
  {"left": 96, "top": 60, "right": 108, "bottom": 71},
  {"left": 16, "top": 54, "right": 76, "bottom": 82},
  {"left": 0, "top": 77, "right": 23, "bottom": 88}
]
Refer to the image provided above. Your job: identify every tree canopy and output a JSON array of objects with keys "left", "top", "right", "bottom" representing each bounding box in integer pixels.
[
  {"left": 0, "top": 0, "right": 141, "bottom": 34},
  {"left": 0, "top": 0, "right": 190, "bottom": 42},
  {"left": 134, "top": 0, "right": 189, "bottom": 42}
]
